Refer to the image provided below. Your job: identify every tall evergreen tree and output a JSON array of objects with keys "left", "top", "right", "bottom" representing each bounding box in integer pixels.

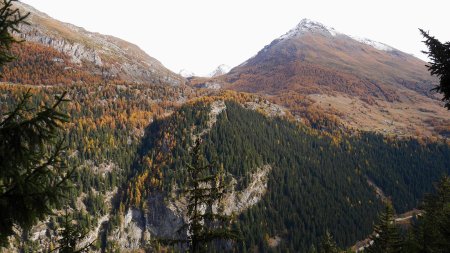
[
  {"left": 0, "top": 0, "right": 28, "bottom": 71},
  {"left": 157, "top": 139, "right": 239, "bottom": 252},
  {"left": 411, "top": 175, "right": 450, "bottom": 252},
  {"left": 53, "top": 209, "right": 94, "bottom": 253},
  {"left": 318, "top": 230, "right": 340, "bottom": 253},
  {"left": 366, "top": 203, "right": 403, "bottom": 253},
  {"left": 185, "top": 139, "right": 239, "bottom": 252},
  {"left": 309, "top": 245, "right": 318, "bottom": 253},
  {"left": 0, "top": 0, "right": 72, "bottom": 246},
  {"left": 420, "top": 29, "right": 450, "bottom": 109},
  {"left": 0, "top": 90, "right": 71, "bottom": 245}
]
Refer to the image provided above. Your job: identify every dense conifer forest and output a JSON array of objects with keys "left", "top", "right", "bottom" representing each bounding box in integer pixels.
[{"left": 124, "top": 100, "right": 450, "bottom": 252}]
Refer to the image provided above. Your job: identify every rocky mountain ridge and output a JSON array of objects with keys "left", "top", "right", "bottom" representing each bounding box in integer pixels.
[{"left": 14, "top": 1, "right": 185, "bottom": 86}]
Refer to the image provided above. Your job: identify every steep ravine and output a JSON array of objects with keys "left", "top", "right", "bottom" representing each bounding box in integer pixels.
[{"left": 111, "top": 165, "right": 272, "bottom": 251}]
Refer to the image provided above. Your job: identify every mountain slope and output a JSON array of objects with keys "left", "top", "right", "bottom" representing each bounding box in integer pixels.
[
  {"left": 117, "top": 99, "right": 449, "bottom": 252},
  {"left": 226, "top": 19, "right": 434, "bottom": 97},
  {"left": 214, "top": 19, "right": 449, "bottom": 138},
  {"left": 6, "top": 1, "right": 185, "bottom": 86}
]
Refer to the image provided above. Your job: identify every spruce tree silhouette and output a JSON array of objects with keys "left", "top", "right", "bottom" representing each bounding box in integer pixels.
[
  {"left": 0, "top": 0, "right": 72, "bottom": 246},
  {"left": 420, "top": 29, "right": 450, "bottom": 110}
]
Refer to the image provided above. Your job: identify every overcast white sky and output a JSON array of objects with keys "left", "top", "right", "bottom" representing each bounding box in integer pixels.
[{"left": 21, "top": 0, "right": 450, "bottom": 76}]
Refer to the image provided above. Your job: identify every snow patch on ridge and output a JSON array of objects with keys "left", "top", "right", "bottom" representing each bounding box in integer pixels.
[
  {"left": 179, "top": 69, "right": 196, "bottom": 78},
  {"left": 279, "top": 18, "right": 340, "bottom": 40},
  {"left": 208, "top": 64, "right": 232, "bottom": 77},
  {"left": 277, "top": 18, "right": 396, "bottom": 53},
  {"left": 350, "top": 36, "right": 395, "bottom": 52}
]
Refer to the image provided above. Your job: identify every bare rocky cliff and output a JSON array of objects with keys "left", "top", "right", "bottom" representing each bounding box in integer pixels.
[{"left": 111, "top": 165, "right": 272, "bottom": 251}]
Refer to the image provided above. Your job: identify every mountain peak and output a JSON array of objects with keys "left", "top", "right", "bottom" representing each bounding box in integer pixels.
[
  {"left": 179, "top": 69, "right": 196, "bottom": 78},
  {"left": 277, "top": 18, "right": 398, "bottom": 53},
  {"left": 279, "top": 18, "right": 339, "bottom": 40},
  {"left": 209, "top": 64, "right": 231, "bottom": 77}
]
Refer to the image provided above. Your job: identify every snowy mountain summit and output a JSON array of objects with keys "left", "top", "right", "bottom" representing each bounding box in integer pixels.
[
  {"left": 209, "top": 64, "right": 231, "bottom": 77},
  {"left": 179, "top": 69, "right": 196, "bottom": 78},
  {"left": 279, "top": 18, "right": 396, "bottom": 52},
  {"left": 279, "top": 18, "right": 340, "bottom": 40}
]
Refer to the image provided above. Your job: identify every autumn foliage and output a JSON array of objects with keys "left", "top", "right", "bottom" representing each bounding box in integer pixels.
[{"left": 0, "top": 42, "right": 115, "bottom": 85}]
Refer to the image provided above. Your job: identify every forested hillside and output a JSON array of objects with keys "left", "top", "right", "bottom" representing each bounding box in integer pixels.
[
  {"left": 123, "top": 100, "right": 450, "bottom": 252},
  {"left": 1, "top": 81, "right": 449, "bottom": 252},
  {"left": 0, "top": 42, "right": 114, "bottom": 85},
  {"left": 0, "top": 82, "right": 194, "bottom": 251}
]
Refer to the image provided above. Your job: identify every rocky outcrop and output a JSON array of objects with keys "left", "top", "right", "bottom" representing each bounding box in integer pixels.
[
  {"left": 244, "top": 99, "right": 287, "bottom": 118},
  {"left": 113, "top": 165, "right": 272, "bottom": 251},
  {"left": 81, "top": 161, "right": 118, "bottom": 178},
  {"left": 109, "top": 208, "right": 147, "bottom": 250},
  {"left": 109, "top": 195, "right": 185, "bottom": 251},
  {"left": 199, "top": 82, "right": 222, "bottom": 89},
  {"left": 17, "top": 25, "right": 103, "bottom": 66},
  {"left": 192, "top": 100, "right": 227, "bottom": 143},
  {"left": 222, "top": 164, "right": 272, "bottom": 214}
]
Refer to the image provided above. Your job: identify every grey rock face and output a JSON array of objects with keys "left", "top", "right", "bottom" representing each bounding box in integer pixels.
[
  {"left": 110, "top": 194, "right": 185, "bottom": 250},
  {"left": 113, "top": 165, "right": 272, "bottom": 251},
  {"left": 17, "top": 23, "right": 103, "bottom": 66}
]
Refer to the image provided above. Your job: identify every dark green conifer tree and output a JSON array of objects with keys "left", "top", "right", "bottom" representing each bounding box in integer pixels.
[
  {"left": 420, "top": 29, "right": 450, "bottom": 109},
  {"left": 410, "top": 175, "right": 450, "bottom": 252},
  {"left": 0, "top": 0, "right": 28, "bottom": 71},
  {"left": 53, "top": 209, "right": 94, "bottom": 253},
  {"left": 309, "top": 245, "right": 318, "bottom": 253},
  {"left": 157, "top": 139, "right": 239, "bottom": 252},
  {"left": 366, "top": 203, "right": 403, "bottom": 253},
  {"left": 0, "top": 0, "right": 72, "bottom": 246},
  {"left": 0, "top": 90, "right": 71, "bottom": 245},
  {"left": 318, "top": 230, "right": 340, "bottom": 253},
  {"left": 185, "top": 139, "right": 239, "bottom": 252}
]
